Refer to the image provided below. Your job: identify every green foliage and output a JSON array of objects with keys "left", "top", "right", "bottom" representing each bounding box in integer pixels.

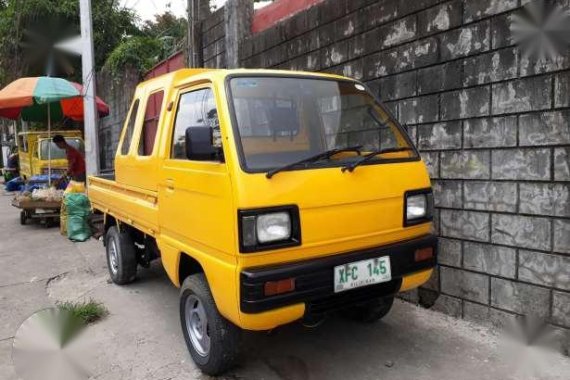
[
  {"left": 57, "top": 299, "right": 108, "bottom": 347},
  {"left": 58, "top": 299, "right": 108, "bottom": 325},
  {"left": 0, "top": 0, "right": 139, "bottom": 82},
  {"left": 105, "top": 11, "right": 188, "bottom": 77},
  {"left": 0, "top": 0, "right": 194, "bottom": 82},
  {"left": 104, "top": 36, "right": 163, "bottom": 76},
  {"left": 143, "top": 11, "right": 187, "bottom": 41}
]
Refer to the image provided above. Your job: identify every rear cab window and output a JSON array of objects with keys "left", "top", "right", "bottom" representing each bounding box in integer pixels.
[
  {"left": 138, "top": 91, "right": 165, "bottom": 156},
  {"left": 120, "top": 99, "right": 140, "bottom": 155},
  {"left": 18, "top": 135, "right": 28, "bottom": 153}
]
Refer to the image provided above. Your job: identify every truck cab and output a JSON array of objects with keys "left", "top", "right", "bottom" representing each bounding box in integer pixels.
[
  {"left": 17, "top": 130, "right": 83, "bottom": 178},
  {"left": 88, "top": 68, "right": 436, "bottom": 375}
]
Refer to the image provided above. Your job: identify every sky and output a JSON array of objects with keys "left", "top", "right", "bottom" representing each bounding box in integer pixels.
[
  {"left": 120, "top": 0, "right": 228, "bottom": 22},
  {"left": 120, "top": 0, "right": 271, "bottom": 22}
]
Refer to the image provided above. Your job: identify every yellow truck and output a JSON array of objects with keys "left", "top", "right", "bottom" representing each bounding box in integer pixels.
[
  {"left": 88, "top": 68, "right": 437, "bottom": 375},
  {"left": 17, "top": 130, "right": 83, "bottom": 178}
]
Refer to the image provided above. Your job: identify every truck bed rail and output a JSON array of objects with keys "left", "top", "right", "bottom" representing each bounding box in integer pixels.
[{"left": 88, "top": 175, "right": 159, "bottom": 236}]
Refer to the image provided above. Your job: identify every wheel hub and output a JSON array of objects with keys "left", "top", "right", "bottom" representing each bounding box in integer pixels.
[
  {"left": 108, "top": 239, "right": 119, "bottom": 275},
  {"left": 185, "top": 295, "right": 210, "bottom": 357}
]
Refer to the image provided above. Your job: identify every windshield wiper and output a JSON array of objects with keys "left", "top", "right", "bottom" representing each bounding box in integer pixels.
[
  {"left": 341, "top": 147, "right": 413, "bottom": 173},
  {"left": 266, "top": 146, "right": 362, "bottom": 179}
]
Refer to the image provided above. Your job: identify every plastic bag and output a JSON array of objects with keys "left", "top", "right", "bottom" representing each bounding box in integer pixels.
[
  {"left": 5, "top": 176, "right": 23, "bottom": 192},
  {"left": 64, "top": 193, "right": 91, "bottom": 242},
  {"left": 31, "top": 188, "right": 64, "bottom": 202}
]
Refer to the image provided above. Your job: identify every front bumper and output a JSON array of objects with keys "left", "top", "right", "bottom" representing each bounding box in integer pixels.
[{"left": 240, "top": 234, "right": 437, "bottom": 315}]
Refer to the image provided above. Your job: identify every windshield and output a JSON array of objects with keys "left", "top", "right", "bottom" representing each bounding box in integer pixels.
[
  {"left": 229, "top": 76, "right": 417, "bottom": 172},
  {"left": 39, "top": 138, "right": 83, "bottom": 160}
]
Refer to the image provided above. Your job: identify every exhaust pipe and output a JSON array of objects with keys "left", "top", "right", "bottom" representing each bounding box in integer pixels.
[{"left": 302, "top": 313, "right": 327, "bottom": 328}]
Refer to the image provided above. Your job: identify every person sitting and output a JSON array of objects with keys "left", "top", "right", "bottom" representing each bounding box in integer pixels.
[
  {"left": 52, "top": 135, "right": 86, "bottom": 182},
  {"left": 4, "top": 147, "right": 19, "bottom": 181}
]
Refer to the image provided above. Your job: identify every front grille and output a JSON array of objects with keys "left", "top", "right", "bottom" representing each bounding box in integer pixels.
[{"left": 306, "top": 279, "right": 401, "bottom": 315}]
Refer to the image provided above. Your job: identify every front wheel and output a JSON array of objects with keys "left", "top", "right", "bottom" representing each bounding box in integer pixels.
[
  {"left": 180, "top": 273, "right": 240, "bottom": 376},
  {"left": 341, "top": 296, "right": 395, "bottom": 323}
]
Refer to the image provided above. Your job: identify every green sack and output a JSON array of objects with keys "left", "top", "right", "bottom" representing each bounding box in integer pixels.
[{"left": 64, "top": 193, "right": 91, "bottom": 242}]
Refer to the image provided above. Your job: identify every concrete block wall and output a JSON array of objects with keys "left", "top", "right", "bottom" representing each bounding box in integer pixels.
[
  {"left": 202, "top": 7, "right": 226, "bottom": 68},
  {"left": 97, "top": 69, "right": 140, "bottom": 171},
  {"left": 96, "top": 68, "right": 140, "bottom": 171},
  {"left": 228, "top": 0, "right": 570, "bottom": 330}
]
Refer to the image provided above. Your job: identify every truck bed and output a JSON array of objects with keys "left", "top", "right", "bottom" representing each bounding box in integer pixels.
[{"left": 88, "top": 175, "right": 159, "bottom": 236}]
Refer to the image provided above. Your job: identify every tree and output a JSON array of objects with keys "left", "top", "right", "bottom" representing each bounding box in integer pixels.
[
  {"left": 143, "top": 11, "right": 187, "bottom": 42},
  {"left": 0, "top": 0, "right": 140, "bottom": 83},
  {"left": 104, "top": 36, "right": 162, "bottom": 76},
  {"left": 104, "top": 11, "right": 188, "bottom": 77},
  {"left": 142, "top": 11, "right": 188, "bottom": 61}
]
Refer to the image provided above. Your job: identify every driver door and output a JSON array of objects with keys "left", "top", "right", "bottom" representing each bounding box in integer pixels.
[{"left": 159, "top": 84, "right": 235, "bottom": 263}]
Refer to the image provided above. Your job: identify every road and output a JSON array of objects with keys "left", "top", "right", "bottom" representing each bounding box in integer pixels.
[{"left": 0, "top": 191, "right": 569, "bottom": 380}]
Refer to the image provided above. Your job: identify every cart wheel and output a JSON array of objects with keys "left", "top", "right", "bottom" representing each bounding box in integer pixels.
[{"left": 20, "top": 211, "right": 27, "bottom": 225}]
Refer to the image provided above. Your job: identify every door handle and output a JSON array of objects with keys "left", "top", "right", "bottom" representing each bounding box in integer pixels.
[{"left": 165, "top": 178, "right": 175, "bottom": 191}]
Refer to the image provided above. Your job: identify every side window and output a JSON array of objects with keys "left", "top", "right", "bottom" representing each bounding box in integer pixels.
[
  {"left": 171, "top": 88, "right": 220, "bottom": 160},
  {"left": 120, "top": 99, "right": 139, "bottom": 155},
  {"left": 138, "top": 90, "right": 164, "bottom": 156}
]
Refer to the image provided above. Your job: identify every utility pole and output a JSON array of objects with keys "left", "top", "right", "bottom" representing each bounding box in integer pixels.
[
  {"left": 79, "top": 0, "right": 100, "bottom": 176},
  {"left": 225, "top": 0, "right": 253, "bottom": 68},
  {"left": 187, "top": 0, "right": 196, "bottom": 67}
]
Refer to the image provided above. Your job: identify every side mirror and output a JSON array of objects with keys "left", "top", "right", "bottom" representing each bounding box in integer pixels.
[{"left": 185, "top": 126, "right": 218, "bottom": 161}]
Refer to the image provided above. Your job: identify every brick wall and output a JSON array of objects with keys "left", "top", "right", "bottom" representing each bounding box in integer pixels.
[{"left": 211, "top": 0, "right": 570, "bottom": 330}]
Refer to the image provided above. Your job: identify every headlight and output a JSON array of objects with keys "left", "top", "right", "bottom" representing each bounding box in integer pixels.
[
  {"left": 407, "top": 195, "right": 427, "bottom": 219},
  {"left": 404, "top": 190, "right": 433, "bottom": 226},
  {"left": 257, "top": 212, "right": 291, "bottom": 243},
  {"left": 239, "top": 206, "right": 301, "bottom": 253}
]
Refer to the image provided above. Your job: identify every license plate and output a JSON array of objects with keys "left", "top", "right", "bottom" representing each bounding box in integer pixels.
[{"left": 334, "top": 256, "right": 391, "bottom": 293}]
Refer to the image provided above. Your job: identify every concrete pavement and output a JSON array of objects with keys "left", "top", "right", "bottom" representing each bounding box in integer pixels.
[{"left": 1, "top": 192, "right": 569, "bottom": 380}]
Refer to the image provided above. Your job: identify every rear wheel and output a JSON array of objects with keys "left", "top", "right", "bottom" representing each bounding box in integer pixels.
[
  {"left": 180, "top": 273, "right": 240, "bottom": 376},
  {"left": 105, "top": 226, "right": 137, "bottom": 285},
  {"left": 341, "top": 296, "right": 394, "bottom": 323},
  {"left": 19, "top": 211, "right": 27, "bottom": 225}
]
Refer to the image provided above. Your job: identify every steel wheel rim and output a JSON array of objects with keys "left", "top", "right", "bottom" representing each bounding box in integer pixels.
[
  {"left": 185, "top": 295, "right": 210, "bottom": 357},
  {"left": 108, "top": 239, "right": 119, "bottom": 275}
]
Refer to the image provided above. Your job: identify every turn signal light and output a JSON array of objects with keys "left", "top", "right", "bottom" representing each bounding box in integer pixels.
[
  {"left": 414, "top": 247, "right": 434, "bottom": 262},
  {"left": 264, "top": 278, "right": 296, "bottom": 296}
]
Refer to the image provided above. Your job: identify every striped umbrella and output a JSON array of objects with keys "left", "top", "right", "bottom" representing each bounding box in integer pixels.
[
  {"left": 0, "top": 76, "right": 110, "bottom": 184},
  {"left": 0, "top": 76, "right": 109, "bottom": 121}
]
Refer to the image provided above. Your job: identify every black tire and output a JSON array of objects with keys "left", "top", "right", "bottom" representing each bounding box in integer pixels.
[
  {"left": 20, "top": 211, "right": 26, "bottom": 225},
  {"left": 341, "top": 296, "right": 395, "bottom": 323},
  {"left": 180, "top": 273, "right": 240, "bottom": 376},
  {"left": 105, "top": 226, "right": 137, "bottom": 285}
]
